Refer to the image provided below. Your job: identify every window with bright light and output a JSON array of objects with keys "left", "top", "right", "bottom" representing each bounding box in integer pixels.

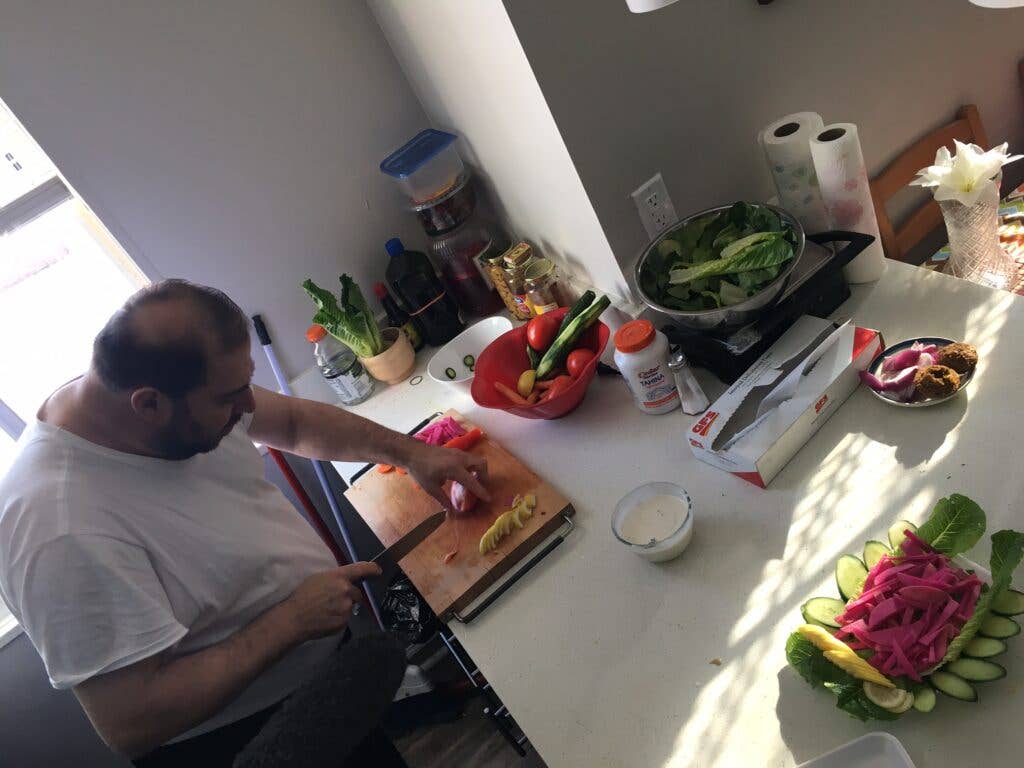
[{"left": 0, "top": 99, "right": 148, "bottom": 644}]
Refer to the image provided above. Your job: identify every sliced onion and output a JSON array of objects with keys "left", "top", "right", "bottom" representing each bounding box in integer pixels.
[
  {"left": 859, "top": 371, "right": 886, "bottom": 391},
  {"left": 882, "top": 344, "right": 938, "bottom": 372}
]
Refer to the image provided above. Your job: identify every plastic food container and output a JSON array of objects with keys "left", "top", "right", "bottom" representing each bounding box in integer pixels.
[
  {"left": 611, "top": 482, "right": 694, "bottom": 563},
  {"left": 471, "top": 307, "right": 609, "bottom": 419},
  {"left": 380, "top": 129, "right": 465, "bottom": 203},
  {"left": 412, "top": 173, "right": 477, "bottom": 236},
  {"left": 427, "top": 316, "right": 513, "bottom": 390}
]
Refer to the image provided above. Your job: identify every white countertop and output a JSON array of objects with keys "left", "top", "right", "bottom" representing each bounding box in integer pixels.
[{"left": 326, "top": 261, "right": 1024, "bottom": 768}]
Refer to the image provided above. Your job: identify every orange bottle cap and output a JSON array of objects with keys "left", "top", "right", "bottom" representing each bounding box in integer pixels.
[
  {"left": 305, "top": 324, "right": 327, "bottom": 343},
  {"left": 614, "top": 319, "right": 656, "bottom": 353}
]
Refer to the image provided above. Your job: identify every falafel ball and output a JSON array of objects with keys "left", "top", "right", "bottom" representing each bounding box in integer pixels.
[
  {"left": 914, "top": 364, "right": 961, "bottom": 399},
  {"left": 936, "top": 342, "right": 978, "bottom": 375}
]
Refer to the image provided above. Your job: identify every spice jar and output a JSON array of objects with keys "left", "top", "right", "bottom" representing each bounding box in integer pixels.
[
  {"left": 501, "top": 242, "right": 535, "bottom": 321},
  {"left": 523, "top": 257, "right": 564, "bottom": 316}
]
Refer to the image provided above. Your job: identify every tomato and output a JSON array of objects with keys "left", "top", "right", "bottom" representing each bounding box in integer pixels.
[
  {"left": 566, "top": 348, "right": 596, "bottom": 378},
  {"left": 526, "top": 314, "right": 561, "bottom": 352}
]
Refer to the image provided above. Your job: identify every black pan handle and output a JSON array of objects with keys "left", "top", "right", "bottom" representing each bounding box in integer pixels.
[{"left": 807, "top": 230, "right": 876, "bottom": 270}]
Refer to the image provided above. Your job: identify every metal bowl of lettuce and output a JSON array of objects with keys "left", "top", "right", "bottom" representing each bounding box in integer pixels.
[{"left": 634, "top": 202, "right": 804, "bottom": 332}]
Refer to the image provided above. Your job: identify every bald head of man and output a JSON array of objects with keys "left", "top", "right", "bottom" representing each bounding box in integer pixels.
[{"left": 91, "top": 280, "right": 257, "bottom": 459}]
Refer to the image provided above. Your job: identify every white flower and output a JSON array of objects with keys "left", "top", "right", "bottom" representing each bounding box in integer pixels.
[{"left": 910, "top": 140, "right": 1023, "bottom": 207}]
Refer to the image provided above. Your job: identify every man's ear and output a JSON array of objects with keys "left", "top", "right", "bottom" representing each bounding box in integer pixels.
[{"left": 129, "top": 387, "right": 172, "bottom": 426}]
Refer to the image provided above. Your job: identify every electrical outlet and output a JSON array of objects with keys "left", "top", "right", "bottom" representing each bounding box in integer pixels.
[{"left": 631, "top": 172, "right": 678, "bottom": 238}]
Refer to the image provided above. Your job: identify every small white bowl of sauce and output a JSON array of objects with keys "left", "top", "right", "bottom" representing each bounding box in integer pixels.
[{"left": 611, "top": 482, "right": 693, "bottom": 563}]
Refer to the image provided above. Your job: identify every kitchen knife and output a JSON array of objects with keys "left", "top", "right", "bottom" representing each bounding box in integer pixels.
[{"left": 371, "top": 510, "right": 446, "bottom": 564}]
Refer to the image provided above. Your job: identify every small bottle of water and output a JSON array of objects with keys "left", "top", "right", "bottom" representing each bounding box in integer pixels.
[{"left": 306, "top": 325, "right": 374, "bottom": 405}]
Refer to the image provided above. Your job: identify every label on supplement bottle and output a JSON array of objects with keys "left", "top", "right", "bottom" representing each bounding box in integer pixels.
[{"left": 635, "top": 364, "right": 680, "bottom": 410}]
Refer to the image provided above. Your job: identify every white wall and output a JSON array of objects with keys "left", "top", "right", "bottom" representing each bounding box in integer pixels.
[
  {"left": 0, "top": 0, "right": 431, "bottom": 386},
  {"left": 505, "top": 0, "right": 1024, "bottom": 266},
  {"left": 369, "top": 0, "right": 631, "bottom": 301}
]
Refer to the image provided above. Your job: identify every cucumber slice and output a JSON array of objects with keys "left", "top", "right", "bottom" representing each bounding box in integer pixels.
[
  {"left": 945, "top": 658, "right": 1007, "bottom": 682},
  {"left": 888, "top": 520, "right": 918, "bottom": 551},
  {"left": 836, "top": 555, "right": 869, "bottom": 601},
  {"left": 445, "top": 367, "right": 457, "bottom": 380},
  {"left": 863, "top": 540, "right": 890, "bottom": 570},
  {"left": 912, "top": 686, "right": 936, "bottom": 713},
  {"left": 963, "top": 637, "right": 1007, "bottom": 658},
  {"left": 979, "top": 614, "right": 1021, "bottom": 639},
  {"left": 991, "top": 588, "right": 1024, "bottom": 617},
  {"left": 801, "top": 597, "right": 846, "bottom": 628},
  {"left": 930, "top": 671, "right": 978, "bottom": 702}
]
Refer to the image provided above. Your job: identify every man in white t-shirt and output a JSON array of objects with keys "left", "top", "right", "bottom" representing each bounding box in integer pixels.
[{"left": 0, "top": 280, "right": 488, "bottom": 766}]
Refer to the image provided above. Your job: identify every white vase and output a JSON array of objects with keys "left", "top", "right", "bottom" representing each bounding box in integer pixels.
[{"left": 939, "top": 175, "right": 1015, "bottom": 290}]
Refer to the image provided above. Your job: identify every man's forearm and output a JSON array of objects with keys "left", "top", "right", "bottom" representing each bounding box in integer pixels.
[
  {"left": 79, "top": 600, "right": 303, "bottom": 757},
  {"left": 280, "top": 396, "right": 423, "bottom": 465}
]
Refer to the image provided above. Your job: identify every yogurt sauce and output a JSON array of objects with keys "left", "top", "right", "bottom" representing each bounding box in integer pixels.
[{"left": 619, "top": 493, "right": 689, "bottom": 545}]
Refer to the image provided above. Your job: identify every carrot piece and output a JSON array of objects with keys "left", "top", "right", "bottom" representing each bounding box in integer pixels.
[
  {"left": 443, "top": 428, "right": 483, "bottom": 451},
  {"left": 378, "top": 464, "right": 395, "bottom": 474},
  {"left": 526, "top": 390, "right": 539, "bottom": 404},
  {"left": 494, "top": 381, "right": 530, "bottom": 405},
  {"left": 395, "top": 467, "right": 408, "bottom": 475}
]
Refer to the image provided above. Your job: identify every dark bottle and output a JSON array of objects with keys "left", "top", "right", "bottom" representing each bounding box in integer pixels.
[
  {"left": 374, "top": 282, "right": 424, "bottom": 352},
  {"left": 384, "top": 237, "right": 464, "bottom": 346}
]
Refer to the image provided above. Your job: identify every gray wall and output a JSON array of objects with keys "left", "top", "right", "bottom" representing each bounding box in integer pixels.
[
  {"left": 505, "top": 0, "right": 1024, "bottom": 266},
  {"left": 0, "top": 0, "right": 431, "bottom": 388}
]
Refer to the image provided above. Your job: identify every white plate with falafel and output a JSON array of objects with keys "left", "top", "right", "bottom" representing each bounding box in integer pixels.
[{"left": 859, "top": 337, "right": 977, "bottom": 407}]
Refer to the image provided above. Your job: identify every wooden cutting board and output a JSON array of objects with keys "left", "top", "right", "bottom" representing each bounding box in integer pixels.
[{"left": 344, "top": 410, "right": 574, "bottom": 620}]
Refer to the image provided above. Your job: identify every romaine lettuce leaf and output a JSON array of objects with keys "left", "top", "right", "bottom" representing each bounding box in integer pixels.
[
  {"left": 785, "top": 634, "right": 898, "bottom": 721},
  {"left": 668, "top": 235, "right": 793, "bottom": 286},
  {"left": 302, "top": 275, "right": 384, "bottom": 359},
  {"left": 914, "top": 494, "right": 986, "bottom": 557},
  {"left": 718, "top": 280, "right": 748, "bottom": 306},
  {"left": 942, "top": 529, "right": 1024, "bottom": 665}
]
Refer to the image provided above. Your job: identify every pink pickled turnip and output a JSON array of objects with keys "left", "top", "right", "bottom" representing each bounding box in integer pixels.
[{"left": 834, "top": 535, "right": 982, "bottom": 680}]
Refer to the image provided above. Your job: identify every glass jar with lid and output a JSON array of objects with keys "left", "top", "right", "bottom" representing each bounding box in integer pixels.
[
  {"left": 501, "top": 242, "right": 535, "bottom": 320},
  {"left": 523, "top": 257, "right": 566, "bottom": 316}
]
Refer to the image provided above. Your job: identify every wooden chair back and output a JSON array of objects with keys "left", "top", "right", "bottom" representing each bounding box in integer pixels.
[{"left": 869, "top": 105, "right": 989, "bottom": 263}]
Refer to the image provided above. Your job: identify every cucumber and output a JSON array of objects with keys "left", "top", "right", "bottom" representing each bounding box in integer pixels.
[
  {"left": 945, "top": 658, "right": 1006, "bottom": 682},
  {"left": 888, "top": 520, "right": 918, "bottom": 551},
  {"left": 554, "top": 289, "right": 596, "bottom": 337},
  {"left": 801, "top": 596, "right": 846, "bottom": 628},
  {"left": 527, "top": 346, "right": 541, "bottom": 370},
  {"left": 535, "top": 295, "right": 610, "bottom": 380},
  {"left": 836, "top": 554, "right": 869, "bottom": 601},
  {"left": 863, "top": 540, "right": 890, "bottom": 570},
  {"left": 991, "top": 587, "right": 1024, "bottom": 617},
  {"left": 963, "top": 636, "right": 1007, "bottom": 658},
  {"left": 930, "top": 671, "right": 978, "bottom": 702},
  {"left": 979, "top": 614, "right": 1021, "bottom": 639},
  {"left": 912, "top": 686, "right": 936, "bottom": 713}
]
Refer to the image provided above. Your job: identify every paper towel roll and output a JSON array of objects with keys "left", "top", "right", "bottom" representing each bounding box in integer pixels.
[
  {"left": 759, "top": 112, "right": 831, "bottom": 235},
  {"left": 809, "top": 123, "right": 886, "bottom": 284}
]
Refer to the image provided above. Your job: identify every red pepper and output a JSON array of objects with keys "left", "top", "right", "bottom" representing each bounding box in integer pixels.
[{"left": 443, "top": 428, "right": 483, "bottom": 451}]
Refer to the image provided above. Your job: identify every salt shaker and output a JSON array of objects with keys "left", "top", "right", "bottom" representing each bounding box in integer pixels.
[{"left": 667, "top": 349, "right": 709, "bottom": 415}]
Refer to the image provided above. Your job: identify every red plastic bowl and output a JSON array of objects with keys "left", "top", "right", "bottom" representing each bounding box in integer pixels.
[{"left": 471, "top": 308, "right": 609, "bottom": 419}]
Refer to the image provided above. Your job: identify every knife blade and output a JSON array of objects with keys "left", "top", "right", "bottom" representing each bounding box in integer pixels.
[{"left": 371, "top": 510, "right": 446, "bottom": 564}]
